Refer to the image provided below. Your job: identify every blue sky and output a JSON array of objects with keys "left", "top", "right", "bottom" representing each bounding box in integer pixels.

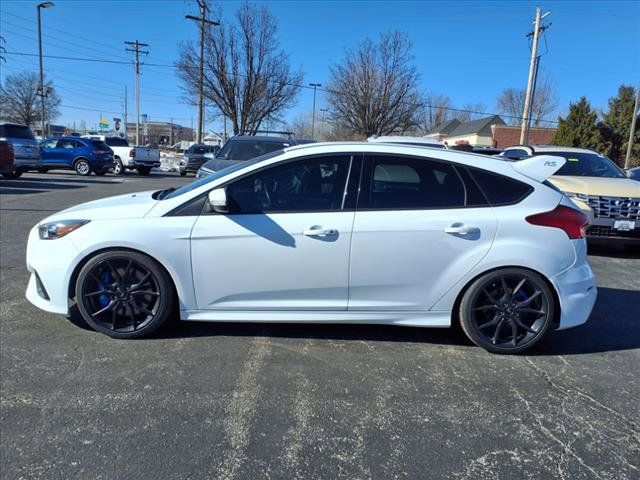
[{"left": 1, "top": 0, "right": 639, "bottom": 133}]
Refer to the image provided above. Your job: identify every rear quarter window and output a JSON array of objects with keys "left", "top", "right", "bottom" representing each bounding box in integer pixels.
[{"left": 467, "top": 167, "right": 533, "bottom": 206}]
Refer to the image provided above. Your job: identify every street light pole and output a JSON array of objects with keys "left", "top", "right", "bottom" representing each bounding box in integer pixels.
[
  {"left": 309, "top": 83, "right": 321, "bottom": 139},
  {"left": 37, "top": 2, "right": 54, "bottom": 139}
]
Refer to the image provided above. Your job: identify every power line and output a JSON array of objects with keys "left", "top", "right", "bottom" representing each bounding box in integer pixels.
[{"left": 3, "top": 51, "right": 560, "bottom": 125}]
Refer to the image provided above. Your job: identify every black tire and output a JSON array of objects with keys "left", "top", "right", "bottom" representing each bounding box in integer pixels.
[
  {"left": 137, "top": 166, "right": 151, "bottom": 176},
  {"left": 179, "top": 170, "right": 187, "bottom": 177},
  {"left": 74, "top": 158, "right": 91, "bottom": 176},
  {"left": 37, "top": 167, "right": 49, "bottom": 173},
  {"left": 113, "top": 157, "right": 124, "bottom": 176},
  {"left": 2, "top": 170, "right": 22, "bottom": 179},
  {"left": 458, "top": 268, "right": 555, "bottom": 354},
  {"left": 75, "top": 251, "right": 175, "bottom": 339}
]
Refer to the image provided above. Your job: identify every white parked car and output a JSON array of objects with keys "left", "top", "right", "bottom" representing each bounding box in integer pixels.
[
  {"left": 83, "top": 135, "right": 160, "bottom": 175},
  {"left": 26, "top": 143, "right": 596, "bottom": 353}
]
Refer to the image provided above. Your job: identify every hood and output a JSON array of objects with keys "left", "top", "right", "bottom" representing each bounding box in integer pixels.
[
  {"left": 549, "top": 175, "right": 640, "bottom": 197},
  {"left": 45, "top": 190, "right": 159, "bottom": 222},
  {"left": 201, "top": 158, "right": 243, "bottom": 173}
]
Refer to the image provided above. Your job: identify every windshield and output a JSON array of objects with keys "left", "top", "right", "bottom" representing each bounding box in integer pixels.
[
  {"left": 547, "top": 152, "right": 626, "bottom": 178},
  {"left": 163, "top": 149, "right": 285, "bottom": 200},
  {"left": 0, "top": 124, "right": 35, "bottom": 139},
  {"left": 217, "top": 139, "right": 290, "bottom": 161}
]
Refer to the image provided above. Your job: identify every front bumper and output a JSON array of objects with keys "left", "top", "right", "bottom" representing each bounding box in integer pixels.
[
  {"left": 551, "top": 261, "right": 597, "bottom": 330},
  {"left": 25, "top": 226, "right": 81, "bottom": 315}
]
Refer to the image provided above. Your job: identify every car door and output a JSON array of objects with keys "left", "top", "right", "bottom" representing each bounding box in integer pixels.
[
  {"left": 190, "top": 154, "right": 359, "bottom": 310},
  {"left": 51, "top": 139, "right": 78, "bottom": 167},
  {"left": 39, "top": 139, "right": 60, "bottom": 166},
  {"left": 348, "top": 154, "right": 498, "bottom": 311}
]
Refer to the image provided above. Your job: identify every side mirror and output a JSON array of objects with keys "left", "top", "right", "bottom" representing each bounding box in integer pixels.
[{"left": 208, "top": 188, "right": 229, "bottom": 214}]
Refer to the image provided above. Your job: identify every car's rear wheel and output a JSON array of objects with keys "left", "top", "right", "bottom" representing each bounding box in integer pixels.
[
  {"left": 75, "top": 251, "right": 175, "bottom": 339},
  {"left": 179, "top": 170, "right": 187, "bottom": 177},
  {"left": 137, "top": 166, "right": 151, "bottom": 175},
  {"left": 2, "top": 169, "right": 22, "bottom": 179},
  {"left": 459, "top": 268, "right": 555, "bottom": 354},
  {"left": 113, "top": 157, "right": 124, "bottom": 175},
  {"left": 74, "top": 158, "right": 91, "bottom": 176}
]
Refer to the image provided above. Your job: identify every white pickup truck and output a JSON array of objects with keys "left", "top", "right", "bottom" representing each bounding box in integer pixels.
[{"left": 83, "top": 135, "right": 160, "bottom": 175}]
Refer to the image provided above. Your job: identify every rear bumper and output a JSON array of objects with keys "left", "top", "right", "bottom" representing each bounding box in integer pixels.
[
  {"left": 134, "top": 161, "right": 160, "bottom": 168},
  {"left": 551, "top": 262, "right": 597, "bottom": 330},
  {"left": 14, "top": 156, "right": 42, "bottom": 169}
]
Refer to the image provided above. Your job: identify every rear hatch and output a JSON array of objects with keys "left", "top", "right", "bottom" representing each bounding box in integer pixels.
[{"left": 0, "top": 124, "right": 40, "bottom": 160}]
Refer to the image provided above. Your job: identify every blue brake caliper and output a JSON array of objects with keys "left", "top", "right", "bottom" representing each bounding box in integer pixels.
[{"left": 97, "top": 271, "right": 112, "bottom": 308}]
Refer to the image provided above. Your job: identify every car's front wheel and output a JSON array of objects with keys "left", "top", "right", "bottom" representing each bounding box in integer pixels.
[
  {"left": 75, "top": 251, "right": 175, "bottom": 339},
  {"left": 459, "top": 268, "right": 555, "bottom": 354}
]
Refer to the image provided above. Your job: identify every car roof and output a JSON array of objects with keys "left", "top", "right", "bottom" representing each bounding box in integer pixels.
[
  {"left": 229, "top": 135, "right": 292, "bottom": 142},
  {"left": 0, "top": 122, "right": 29, "bottom": 127},
  {"left": 505, "top": 144, "right": 597, "bottom": 154},
  {"left": 367, "top": 135, "right": 444, "bottom": 145}
]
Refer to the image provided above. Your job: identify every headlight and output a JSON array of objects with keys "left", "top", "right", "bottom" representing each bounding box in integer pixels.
[{"left": 38, "top": 220, "right": 90, "bottom": 240}]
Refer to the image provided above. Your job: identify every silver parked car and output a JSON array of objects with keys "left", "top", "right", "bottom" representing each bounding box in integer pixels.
[{"left": 0, "top": 123, "right": 42, "bottom": 178}]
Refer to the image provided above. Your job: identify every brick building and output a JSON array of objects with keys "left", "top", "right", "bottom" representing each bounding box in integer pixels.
[{"left": 491, "top": 125, "right": 557, "bottom": 148}]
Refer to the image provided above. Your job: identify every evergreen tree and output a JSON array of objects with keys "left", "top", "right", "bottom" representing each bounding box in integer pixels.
[
  {"left": 551, "top": 97, "right": 604, "bottom": 151},
  {"left": 601, "top": 85, "right": 640, "bottom": 167}
]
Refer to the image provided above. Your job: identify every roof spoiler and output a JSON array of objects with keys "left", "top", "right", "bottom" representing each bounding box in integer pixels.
[{"left": 510, "top": 155, "right": 566, "bottom": 182}]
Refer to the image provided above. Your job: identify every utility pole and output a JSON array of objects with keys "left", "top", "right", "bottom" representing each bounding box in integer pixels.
[
  {"left": 125, "top": 40, "right": 149, "bottom": 146},
  {"left": 169, "top": 117, "right": 173, "bottom": 145},
  {"left": 186, "top": 0, "right": 220, "bottom": 144},
  {"left": 520, "top": 8, "right": 550, "bottom": 144},
  {"left": 37, "top": 2, "right": 54, "bottom": 138},
  {"left": 309, "top": 83, "right": 321, "bottom": 139},
  {"left": 625, "top": 81, "right": 640, "bottom": 169},
  {"left": 123, "top": 85, "right": 128, "bottom": 139}
]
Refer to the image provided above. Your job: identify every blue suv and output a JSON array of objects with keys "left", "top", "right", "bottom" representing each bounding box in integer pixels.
[{"left": 39, "top": 137, "right": 114, "bottom": 176}]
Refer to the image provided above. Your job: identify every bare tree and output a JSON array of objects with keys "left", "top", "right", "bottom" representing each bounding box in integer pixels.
[
  {"left": 496, "top": 75, "right": 558, "bottom": 126},
  {"left": 0, "top": 71, "right": 60, "bottom": 127},
  {"left": 176, "top": 2, "right": 302, "bottom": 135},
  {"left": 450, "top": 102, "right": 489, "bottom": 123},
  {"left": 420, "top": 92, "right": 453, "bottom": 131},
  {"left": 326, "top": 31, "right": 422, "bottom": 138}
]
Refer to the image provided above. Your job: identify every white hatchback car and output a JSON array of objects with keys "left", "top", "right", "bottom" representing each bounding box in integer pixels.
[{"left": 26, "top": 143, "right": 597, "bottom": 353}]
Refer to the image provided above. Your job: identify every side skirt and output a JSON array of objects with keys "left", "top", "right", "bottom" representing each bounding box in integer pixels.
[{"left": 180, "top": 309, "right": 452, "bottom": 327}]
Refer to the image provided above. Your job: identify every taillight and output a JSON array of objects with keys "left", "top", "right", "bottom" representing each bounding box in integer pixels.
[
  {"left": 129, "top": 149, "right": 136, "bottom": 158},
  {"left": 91, "top": 149, "right": 102, "bottom": 155},
  {"left": 526, "top": 205, "right": 588, "bottom": 239}
]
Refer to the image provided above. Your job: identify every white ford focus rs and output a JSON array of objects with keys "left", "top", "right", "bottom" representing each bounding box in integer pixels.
[{"left": 26, "top": 142, "right": 597, "bottom": 353}]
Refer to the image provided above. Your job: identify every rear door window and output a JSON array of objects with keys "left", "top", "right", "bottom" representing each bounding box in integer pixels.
[
  {"left": 361, "top": 155, "right": 467, "bottom": 209},
  {"left": 57, "top": 139, "right": 77, "bottom": 149}
]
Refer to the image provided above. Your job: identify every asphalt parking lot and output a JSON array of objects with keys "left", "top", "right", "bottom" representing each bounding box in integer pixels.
[{"left": 1, "top": 171, "right": 639, "bottom": 480}]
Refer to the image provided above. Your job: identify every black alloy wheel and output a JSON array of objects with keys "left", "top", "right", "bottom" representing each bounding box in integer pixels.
[
  {"left": 75, "top": 251, "right": 174, "bottom": 338},
  {"left": 459, "top": 268, "right": 555, "bottom": 354}
]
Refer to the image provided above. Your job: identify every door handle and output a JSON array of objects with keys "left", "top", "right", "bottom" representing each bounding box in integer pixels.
[
  {"left": 303, "top": 226, "right": 338, "bottom": 237},
  {"left": 444, "top": 224, "right": 478, "bottom": 235}
]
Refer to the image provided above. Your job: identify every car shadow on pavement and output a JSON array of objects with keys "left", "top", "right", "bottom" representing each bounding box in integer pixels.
[
  {"left": 527, "top": 287, "right": 639, "bottom": 356},
  {"left": 587, "top": 242, "right": 640, "bottom": 259},
  {"left": 66, "top": 289, "right": 638, "bottom": 355},
  {"left": 0, "top": 180, "right": 84, "bottom": 193}
]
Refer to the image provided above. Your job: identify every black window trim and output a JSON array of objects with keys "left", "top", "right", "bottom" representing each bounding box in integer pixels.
[
  {"left": 356, "top": 153, "right": 492, "bottom": 212},
  {"left": 166, "top": 152, "right": 363, "bottom": 217}
]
